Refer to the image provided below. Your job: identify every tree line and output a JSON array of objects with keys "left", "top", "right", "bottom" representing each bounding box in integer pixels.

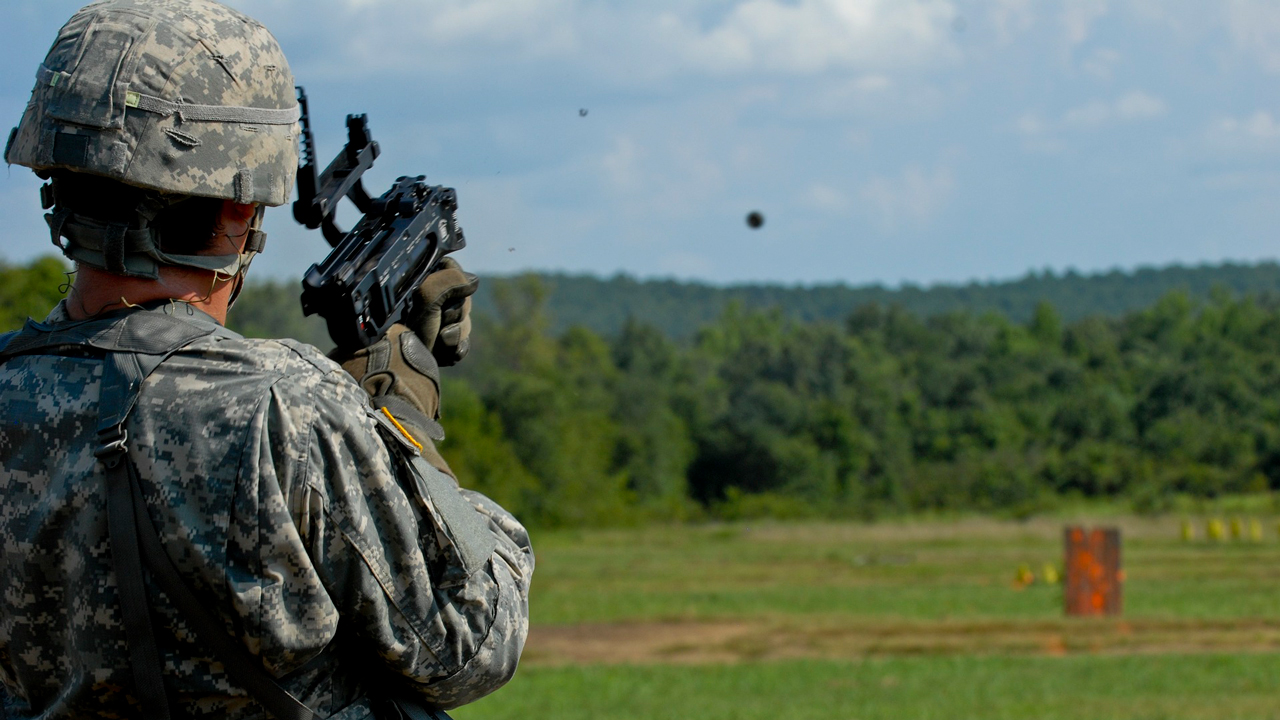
[
  {"left": 473, "top": 261, "right": 1280, "bottom": 339},
  {"left": 5, "top": 256, "right": 1280, "bottom": 526},
  {"left": 437, "top": 277, "right": 1280, "bottom": 525}
]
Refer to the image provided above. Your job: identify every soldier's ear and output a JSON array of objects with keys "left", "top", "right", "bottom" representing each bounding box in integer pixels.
[{"left": 220, "top": 200, "right": 258, "bottom": 225}]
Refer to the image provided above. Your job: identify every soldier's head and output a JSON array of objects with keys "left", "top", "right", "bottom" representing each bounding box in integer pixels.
[{"left": 6, "top": 0, "right": 299, "bottom": 284}]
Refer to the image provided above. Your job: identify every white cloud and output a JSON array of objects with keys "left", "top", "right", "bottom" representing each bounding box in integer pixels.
[
  {"left": 1115, "top": 91, "right": 1167, "bottom": 120},
  {"left": 1014, "top": 113, "right": 1047, "bottom": 136},
  {"left": 1198, "top": 169, "right": 1280, "bottom": 192},
  {"left": 986, "top": 0, "right": 1035, "bottom": 43},
  {"left": 141, "top": 0, "right": 1280, "bottom": 84},
  {"left": 1081, "top": 47, "right": 1123, "bottom": 79},
  {"left": 238, "top": 0, "right": 960, "bottom": 83},
  {"left": 859, "top": 165, "right": 954, "bottom": 231},
  {"left": 1062, "top": 0, "right": 1111, "bottom": 47},
  {"left": 1109, "top": 0, "right": 1280, "bottom": 75},
  {"left": 1225, "top": 0, "right": 1280, "bottom": 73},
  {"left": 844, "top": 128, "right": 873, "bottom": 148},
  {"left": 1063, "top": 100, "right": 1113, "bottom": 128},
  {"left": 1013, "top": 91, "right": 1165, "bottom": 153},
  {"left": 601, "top": 136, "right": 642, "bottom": 191},
  {"left": 854, "top": 75, "right": 894, "bottom": 92},
  {"left": 675, "top": 0, "right": 959, "bottom": 75},
  {"left": 232, "top": 0, "right": 585, "bottom": 84},
  {"left": 1207, "top": 111, "right": 1280, "bottom": 153},
  {"left": 1239, "top": 111, "right": 1280, "bottom": 138},
  {"left": 592, "top": 120, "right": 732, "bottom": 222},
  {"left": 1060, "top": 91, "right": 1167, "bottom": 129},
  {"left": 1121, "top": 0, "right": 1193, "bottom": 26},
  {"left": 1013, "top": 113, "right": 1066, "bottom": 154},
  {"left": 802, "top": 183, "right": 852, "bottom": 213}
]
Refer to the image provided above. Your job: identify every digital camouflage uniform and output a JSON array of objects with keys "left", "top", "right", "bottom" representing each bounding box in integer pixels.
[{"left": 0, "top": 300, "right": 534, "bottom": 718}]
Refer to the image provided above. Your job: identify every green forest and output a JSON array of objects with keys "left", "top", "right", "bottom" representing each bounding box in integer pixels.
[
  {"left": 474, "top": 261, "right": 1280, "bottom": 338},
  {"left": 6, "top": 256, "right": 1280, "bottom": 526}
]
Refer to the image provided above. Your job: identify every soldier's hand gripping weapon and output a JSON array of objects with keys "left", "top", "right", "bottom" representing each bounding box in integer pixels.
[{"left": 292, "top": 87, "right": 466, "bottom": 350}]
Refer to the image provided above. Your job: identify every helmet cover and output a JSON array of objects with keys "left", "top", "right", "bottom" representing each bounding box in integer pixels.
[{"left": 6, "top": 0, "right": 300, "bottom": 207}]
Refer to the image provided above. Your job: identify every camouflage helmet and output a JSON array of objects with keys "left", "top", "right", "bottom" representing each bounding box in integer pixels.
[{"left": 5, "top": 0, "right": 299, "bottom": 277}]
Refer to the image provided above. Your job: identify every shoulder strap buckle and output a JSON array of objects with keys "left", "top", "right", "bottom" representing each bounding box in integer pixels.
[{"left": 94, "top": 425, "right": 128, "bottom": 465}]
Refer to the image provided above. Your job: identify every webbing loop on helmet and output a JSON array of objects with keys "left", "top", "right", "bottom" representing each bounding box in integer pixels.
[{"left": 125, "top": 91, "right": 300, "bottom": 126}]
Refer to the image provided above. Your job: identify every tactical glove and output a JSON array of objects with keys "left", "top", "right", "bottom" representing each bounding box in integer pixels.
[
  {"left": 334, "top": 323, "right": 455, "bottom": 477},
  {"left": 405, "top": 257, "right": 479, "bottom": 367}
]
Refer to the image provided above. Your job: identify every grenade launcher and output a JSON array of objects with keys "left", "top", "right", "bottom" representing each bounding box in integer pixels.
[{"left": 292, "top": 87, "right": 466, "bottom": 350}]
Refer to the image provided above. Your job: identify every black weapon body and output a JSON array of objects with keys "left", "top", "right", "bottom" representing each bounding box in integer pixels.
[{"left": 293, "top": 87, "right": 466, "bottom": 349}]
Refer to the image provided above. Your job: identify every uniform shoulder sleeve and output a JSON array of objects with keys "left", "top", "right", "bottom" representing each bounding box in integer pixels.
[{"left": 266, "top": 353, "right": 533, "bottom": 708}]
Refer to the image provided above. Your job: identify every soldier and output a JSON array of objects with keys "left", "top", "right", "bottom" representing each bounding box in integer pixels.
[{"left": 0, "top": 1, "right": 533, "bottom": 718}]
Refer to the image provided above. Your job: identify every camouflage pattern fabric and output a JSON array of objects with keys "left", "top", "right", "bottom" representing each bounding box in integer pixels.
[
  {"left": 0, "top": 302, "right": 534, "bottom": 719},
  {"left": 6, "top": 0, "right": 299, "bottom": 206}
]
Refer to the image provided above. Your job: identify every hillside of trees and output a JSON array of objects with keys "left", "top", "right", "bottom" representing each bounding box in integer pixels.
[
  {"left": 12, "top": 256, "right": 1279, "bottom": 346},
  {"left": 6, "top": 256, "right": 1280, "bottom": 526},
  {"left": 210, "top": 259, "right": 1280, "bottom": 348},
  {"left": 473, "top": 261, "right": 1280, "bottom": 338}
]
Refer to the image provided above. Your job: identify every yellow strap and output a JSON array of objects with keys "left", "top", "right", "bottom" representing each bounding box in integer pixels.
[{"left": 380, "top": 407, "right": 424, "bottom": 453}]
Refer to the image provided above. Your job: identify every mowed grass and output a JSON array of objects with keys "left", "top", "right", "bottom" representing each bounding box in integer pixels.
[
  {"left": 528, "top": 516, "right": 1280, "bottom": 624},
  {"left": 455, "top": 654, "right": 1280, "bottom": 720},
  {"left": 454, "top": 514, "right": 1280, "bottom": 719}
]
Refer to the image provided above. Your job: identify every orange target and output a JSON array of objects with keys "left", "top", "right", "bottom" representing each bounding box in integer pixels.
[{"left": 1064, "top": 526, "right": 1122, "bottom": 617}]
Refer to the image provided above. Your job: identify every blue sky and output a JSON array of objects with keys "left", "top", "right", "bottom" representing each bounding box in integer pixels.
[{"left": 3, "top": 0, "right": 1280, "bottom": 287}]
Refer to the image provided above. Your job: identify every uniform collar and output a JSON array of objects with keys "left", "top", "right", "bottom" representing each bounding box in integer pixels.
[{"left": 43, "top": 298, "right": 225, "bottom": 330}]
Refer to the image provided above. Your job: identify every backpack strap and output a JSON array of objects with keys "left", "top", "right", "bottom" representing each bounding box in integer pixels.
[
  {"left": 91, "top": 336, "right": 316, "bottom": 720},
  {"left": 96, "top": 351, "right": 172, "bottom": 719}
]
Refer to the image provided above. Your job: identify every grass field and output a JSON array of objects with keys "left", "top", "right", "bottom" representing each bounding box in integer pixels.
[{"left": 453, "top": 512, "right": 1280, "bottom": 719}]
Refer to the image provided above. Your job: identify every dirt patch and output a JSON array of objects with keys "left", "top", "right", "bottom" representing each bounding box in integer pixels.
[
  {"left": 524, "top": 621, "right": 757, "bottom": 666},
  {"left": 524, "top": 618, "right": 1280, "bottom": 666}
]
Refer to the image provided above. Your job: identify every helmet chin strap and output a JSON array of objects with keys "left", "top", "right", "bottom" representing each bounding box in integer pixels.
[
  {"left": 227, "top": 264, "right": 250, "bottom": 309},
  {"left": 226, "top": 206, "right": 266, "bottom": 311}
]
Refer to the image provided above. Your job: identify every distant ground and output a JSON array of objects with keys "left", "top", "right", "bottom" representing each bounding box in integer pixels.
[{"left": 452, "top": 511, "right": 1280, "bottom": 720}]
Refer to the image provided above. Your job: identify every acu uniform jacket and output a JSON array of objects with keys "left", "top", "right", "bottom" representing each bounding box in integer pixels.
[{"left": 0, "top": 301, "right": 534, "bottom": 719}]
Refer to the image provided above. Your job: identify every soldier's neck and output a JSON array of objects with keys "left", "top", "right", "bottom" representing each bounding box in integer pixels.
[{"left": 66, "top": 264, "right": 233, "bottom": 325}]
